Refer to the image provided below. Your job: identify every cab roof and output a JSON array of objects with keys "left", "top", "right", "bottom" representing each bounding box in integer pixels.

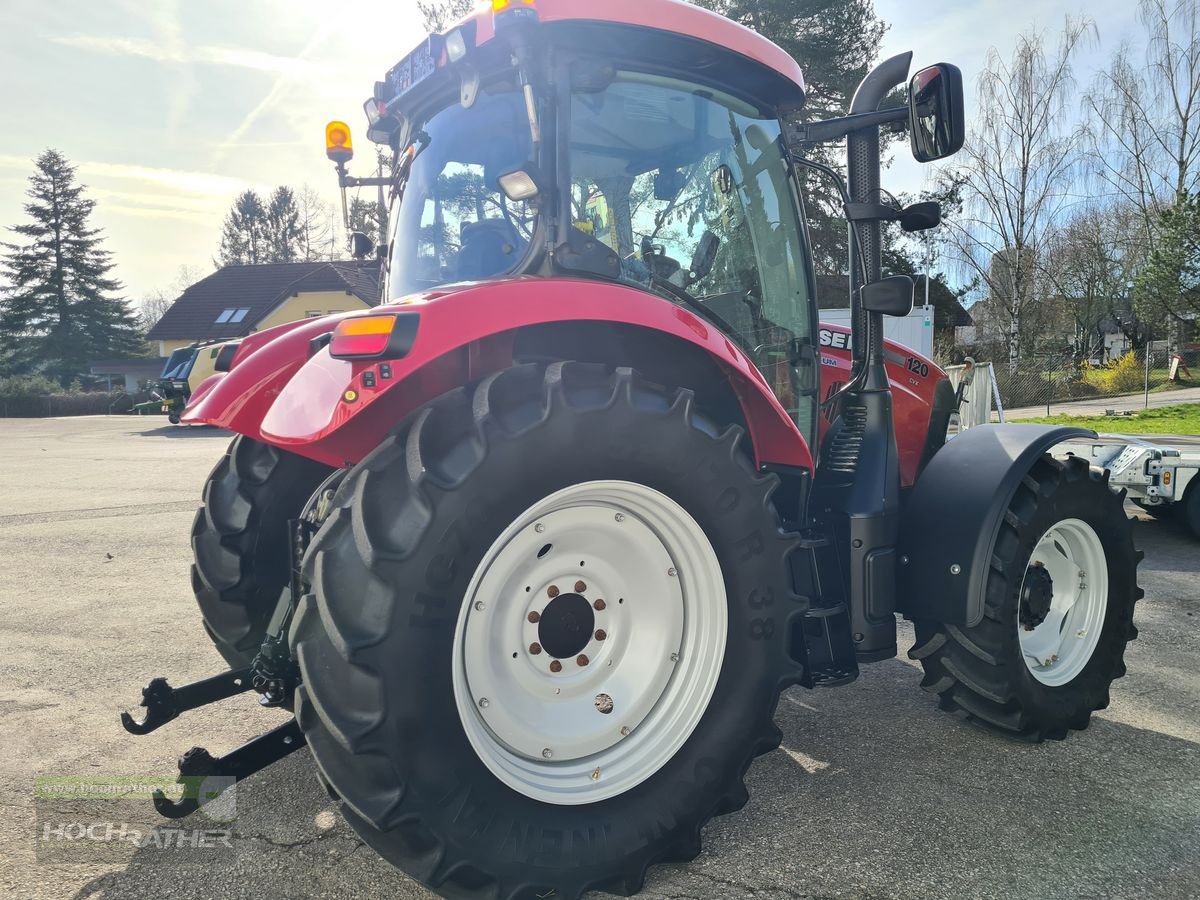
[{"left": 460, "top": 0, "right": 806, "bottom": 98}]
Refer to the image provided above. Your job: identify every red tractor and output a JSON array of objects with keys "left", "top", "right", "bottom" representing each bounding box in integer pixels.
[{"left": 123, "top": 2, "right": 1141, "bottom": 897}]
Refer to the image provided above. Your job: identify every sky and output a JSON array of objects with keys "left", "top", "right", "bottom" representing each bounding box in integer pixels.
[{"left": 0, "top": 0, "right": 1148, "bottom": 302}]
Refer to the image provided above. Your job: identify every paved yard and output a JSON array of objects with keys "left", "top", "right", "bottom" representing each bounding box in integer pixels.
[{"left": 0, "top": 417, "right": 1197, "bottom": 900}]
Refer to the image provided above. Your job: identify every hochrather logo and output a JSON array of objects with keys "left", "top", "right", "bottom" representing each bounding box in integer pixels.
[{"left": 40, "top": 822, "right": 232, "bottom": 850}]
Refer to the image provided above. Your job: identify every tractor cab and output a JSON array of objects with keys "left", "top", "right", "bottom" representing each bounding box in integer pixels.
[{"left": 334, "top": 0, "right": 964, "bottom": 454}]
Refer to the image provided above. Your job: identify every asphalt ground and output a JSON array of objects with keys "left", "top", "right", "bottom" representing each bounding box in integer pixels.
[{"left": 0, "top": 417, "right": 1197, "bottom": 900}]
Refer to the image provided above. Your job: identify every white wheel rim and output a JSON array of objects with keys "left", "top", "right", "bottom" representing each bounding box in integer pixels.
[
  {"left": 452, "top": 480, "right": 727, "bottom": 805},
  {"left": 1017, "top": 518, "right": 1108, "bottom": 686}
]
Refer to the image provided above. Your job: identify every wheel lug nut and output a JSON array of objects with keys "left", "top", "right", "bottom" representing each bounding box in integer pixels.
[
  {"left": 667, "top": 567, "right": 677, "bottom": 577},
  {"left": 542, "top": 748, "right": 553, "bottom": 759},
  {"left": 547, "top": 585, "right": 560, "bottom": 599},
  {"left": 549, "top": 660, "right": 563, "bottom": 673},
  {"left": 615, "top": 513, "right": 625, "bottom": 522},
  {"left": 478, "top": 698, "right": 489, "bottom": 708},
  {"left": 530, "top": 642, "right": 542, "bottom": 655},
  {"left": 577, "top": 654, "right": 589, "bottom": 667},
  {"left": 593, "top": 599, "right": 606, "bottom": 611},
  {"left": 474, "top": 601, "right": 485, "bottom": 611},
  {"left": 595, "top": 629, "right": 607, "bottom": 641},
  {"left": 535, "top": 523, "right": 545, "bottom": 534},
  {"left": 575, "top": 580, "right": 587, "bottom": 593},
  {"left": 527, "top": 611, "right": 541, "bottom": 623}
]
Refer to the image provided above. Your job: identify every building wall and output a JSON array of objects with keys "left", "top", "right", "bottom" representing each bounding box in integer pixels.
[
  {"left": 255, "top": 290, "right": 370, "bottom": 332},
  {"left": 157, "top": 339, "right": 194, "bottom": 357}
]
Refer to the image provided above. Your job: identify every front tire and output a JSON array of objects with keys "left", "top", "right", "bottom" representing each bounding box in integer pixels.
[
  {"left": 191, "top": 436, "right": 332, "bottom": 667},
  {"left": 290, "top": 363, "right": 805, "bottom": 899},
  {"left": 910, "top": 455, "right": 1142, "bottom": 741}
]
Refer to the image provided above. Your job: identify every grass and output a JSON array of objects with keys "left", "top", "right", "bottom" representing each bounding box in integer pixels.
[{"left": 1014, "top": 402, "right": 1200, "bottom": 434}]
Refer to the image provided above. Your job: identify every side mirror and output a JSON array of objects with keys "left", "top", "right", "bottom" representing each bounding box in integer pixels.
[
  {"left": 861, "top": 275, "right": 915, "bottom": 318},
  {"left": 900, "top": 201, "right": 942, "bottom": 233},
  {"left": 349, "top": 231, "right": 375, "bottom": 260},
  {"left": 908, "top": 64, "right": 965, "bottom": 162}
]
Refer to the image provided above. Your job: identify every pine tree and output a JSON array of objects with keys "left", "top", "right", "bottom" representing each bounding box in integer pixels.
[
  {"left": 218, "top": 190, "right": 267, "bottom": 265},
  {"left": 264, "top": 186, "right": 303, "bottom": 263},
  {"left": 1134, "top": 192, "right": 1200, "bottom": 327},
  {"left": 0, "top": 149, "right": 144, "bottom": 384}
]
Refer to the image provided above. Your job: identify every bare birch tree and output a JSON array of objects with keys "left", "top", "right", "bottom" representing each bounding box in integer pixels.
[
  {"left": 943, "top": 19, "right": 1094, "bottom": 370},
  {"left": 1084, "top": 0, "right": 1200, "bottom": 330},
  {"left": 297, "top": 185, "right": 335, "bottom": 262}
]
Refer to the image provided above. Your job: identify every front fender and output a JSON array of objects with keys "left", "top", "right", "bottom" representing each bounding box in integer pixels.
[
  {"left": 251, "top": 278, "right": 812, "bottom": 471},
  {"left": 181, "top": 315, "right": 361, "bottom": 435},
  {"left": 897, "top": 425, "right": 1095, "bottom": 627}
]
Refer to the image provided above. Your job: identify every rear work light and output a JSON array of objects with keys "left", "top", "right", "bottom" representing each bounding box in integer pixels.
[{"left": 329, "top": 314, "right": 419, "bottom": 361}]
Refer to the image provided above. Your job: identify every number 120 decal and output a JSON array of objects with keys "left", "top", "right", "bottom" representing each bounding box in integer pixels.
[{"left": 906, "top": 357, "right": 930, "bottom": 379}]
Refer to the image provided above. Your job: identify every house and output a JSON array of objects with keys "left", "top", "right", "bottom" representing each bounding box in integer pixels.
[{"left": 147, "top": 261, "right": 382, "bottom": 357}]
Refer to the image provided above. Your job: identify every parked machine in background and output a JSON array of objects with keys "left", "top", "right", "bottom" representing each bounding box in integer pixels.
[
  {"left": 121, "top": 3, "right": 1142, "bottom": 898},
  {"left": 134, "top": 340, "right": 239, "bottom": 423}
]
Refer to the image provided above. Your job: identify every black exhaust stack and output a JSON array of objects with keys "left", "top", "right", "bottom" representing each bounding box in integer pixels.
[{"left": 816, "top": 53, "right": 911, "bottom": 662}]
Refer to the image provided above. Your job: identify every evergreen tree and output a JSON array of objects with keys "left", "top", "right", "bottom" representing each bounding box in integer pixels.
[
  {"left": 218, "top": 190, "right": 267, "bottom": 265},
  {"left": 264, "top": 186, "right": 303, "bottom": 263},
  {"left": 0, "top": 149, "right": 144, "bottom": 384},
  {"left": 1134, "top": 192, "right": 1200, "bottom": 327}
]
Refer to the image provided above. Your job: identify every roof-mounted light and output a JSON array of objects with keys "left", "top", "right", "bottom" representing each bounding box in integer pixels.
[
  {"left": 325, "top": 121, "right": 353, "bottom": 164},
  {"left": 493, "top": 0, "right": 538, "bottom": 25},
  {"left": 445, "top": 28, "right": 470, "bottom": 63}
]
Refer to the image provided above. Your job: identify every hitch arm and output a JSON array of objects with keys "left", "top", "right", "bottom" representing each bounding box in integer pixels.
[
  {"left": 153, "top": 719, "right": 306, "bottom": 819},
  {"left": 121, "top": 668, "right": 253, "bottom": 735}
]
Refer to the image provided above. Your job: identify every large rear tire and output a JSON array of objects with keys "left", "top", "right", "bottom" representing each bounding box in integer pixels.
[
  {"left": 191, "top": 436, "right": 332, "bottom": 668},
  {"left": 290, "top": 363, "right": 805, "bottom": 899},
  {"left": 910, "top": 455, "right": 1142, "bottom": 741}
]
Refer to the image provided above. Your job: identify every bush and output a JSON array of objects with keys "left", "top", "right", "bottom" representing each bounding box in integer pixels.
[
  {"left": 1080, "top": 353, "right": 1144, "bottom": 394},
  {"left": 0, "top": 374, "right": 64, "bottom": 398}
]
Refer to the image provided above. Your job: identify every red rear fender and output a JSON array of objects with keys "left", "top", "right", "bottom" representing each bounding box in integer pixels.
[
  {"left": 192, "top": 279, "right": 813, "bottom": 471},
  {"left": 816, "top": 323, "right": 948, "bottom": 486}
]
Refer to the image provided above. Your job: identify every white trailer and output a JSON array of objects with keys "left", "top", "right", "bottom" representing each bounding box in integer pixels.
[{"left": 1052, "top": 436, "right": 1200, "bottom": 539}]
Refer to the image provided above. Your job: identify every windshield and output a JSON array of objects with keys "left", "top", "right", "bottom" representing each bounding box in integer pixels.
[
  {"left": 387, "top": 81, "right": 536, "bottom": 298},
  {"left": 566, "top": 70, "right": 816, "bottom": 427}
]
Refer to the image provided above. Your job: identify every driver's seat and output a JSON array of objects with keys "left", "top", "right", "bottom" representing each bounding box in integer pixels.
[{"left": 456, "top": 219, "right": 522, "bottom": 281}]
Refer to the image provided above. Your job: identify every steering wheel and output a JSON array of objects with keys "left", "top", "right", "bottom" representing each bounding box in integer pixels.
[{"left": 499, "top": 194, "right": 536, "bottom": 241}]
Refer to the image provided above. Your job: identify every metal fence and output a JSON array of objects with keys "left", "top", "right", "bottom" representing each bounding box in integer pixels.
[
  {"left": 0, "top": 391, "right": 157, "bottom": 418},
  {"left": 986, "top": 346, "right": 1196, "bottom": 419}
]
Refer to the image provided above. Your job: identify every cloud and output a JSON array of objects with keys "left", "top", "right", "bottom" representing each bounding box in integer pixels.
[
  {"left": 210, "top": 27, "right": 333, "bottom": 162},
  {"left": 49, "top": 33, "right": 338, "bottom": 78},
  {"left": 0, "top": 155, "right": 259, "bottom": 198}
]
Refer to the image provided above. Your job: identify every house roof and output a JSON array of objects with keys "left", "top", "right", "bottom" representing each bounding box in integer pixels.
[{"left": 147, "top": 261, "right": 382, "bottom": 341}]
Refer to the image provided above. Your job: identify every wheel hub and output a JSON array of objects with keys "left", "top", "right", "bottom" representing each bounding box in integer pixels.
[
  {"left": 1019, "top": 563, "right": 1054, "bottom": 630},
  {"left": 452, "top": 481, "right": 727, "bottom": 805},
  {"left": 1017, "top": 518, "right": 1109, "bottom": 686},
  {"left": 537, "top": 593, "right": 595, "bottom": 660}
]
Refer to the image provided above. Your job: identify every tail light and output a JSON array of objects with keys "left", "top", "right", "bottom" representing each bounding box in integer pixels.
[{"left": 329, "top": 313, "right": 419, "bottom": 360}]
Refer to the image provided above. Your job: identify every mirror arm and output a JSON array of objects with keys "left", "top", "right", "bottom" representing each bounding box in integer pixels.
[
  {"left": 339, "top": 175, "right": 391, "bottom": 188},
  {"left": 784, "top": 106, "right": 908, "bottom": 147}
]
